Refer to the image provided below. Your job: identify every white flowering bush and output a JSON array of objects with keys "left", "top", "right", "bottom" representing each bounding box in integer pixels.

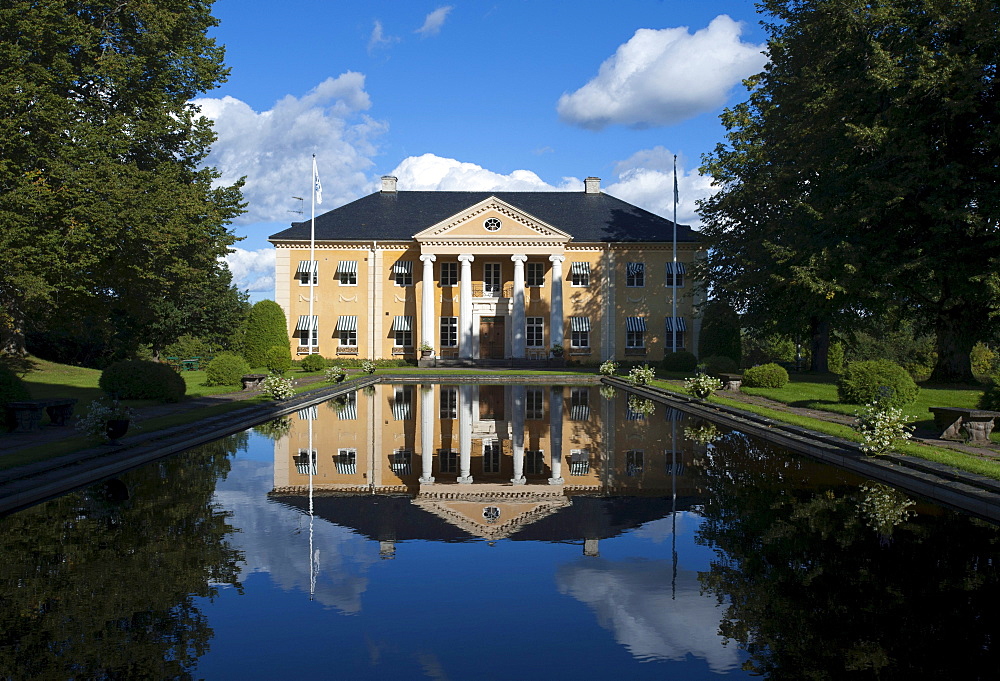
[
  {"left": 599, "top": 385, "right": 617, "bottom": 401},
  {"left": 261, "top": 375, "right": 295, "bottom": 400},
  {"left": 627, "top": 365, "right": 655, "bottom": 386},
  {"left": 684, "top": 423, "right": 721, "bottom": 445},
  {"left": 75, "top": 398, "right": 138, "bottom": 441},
  {"left": 325, "top": 365, "right": 347, "bottom": 383},
  {"left": 853, "top": 402, "right": 913, "bottom": 455},
  {"left": 361, "top": 360, "right": 377, "bottom": 375},
  {"left": 599, "top": 359, "right": 617, "bottom": 377},
  {"left": 684, "top": 374, "right": 724, "bottom": 400},
  {"left": 859, "top": 482, "right": 915, "bottom": 536},
  {"left": 627, "top": 395, "right": 656, "bottom": 416}
]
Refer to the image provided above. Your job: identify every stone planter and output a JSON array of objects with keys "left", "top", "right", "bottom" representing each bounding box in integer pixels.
[{"left": 104, "top": 419, "right": 130, "bottom": 445}]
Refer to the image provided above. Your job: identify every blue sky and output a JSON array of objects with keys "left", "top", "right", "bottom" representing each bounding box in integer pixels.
[{"left": 199, "top": 0, "right": 769, "bottom": 298}]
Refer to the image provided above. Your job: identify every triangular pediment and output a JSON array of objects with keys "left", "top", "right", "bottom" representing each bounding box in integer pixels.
[
  {"left": 412, "top": 486, "right": 571, "bottom": 540},
  {"left": 413, "top": 196, "right": 572, "bottom": 244}
]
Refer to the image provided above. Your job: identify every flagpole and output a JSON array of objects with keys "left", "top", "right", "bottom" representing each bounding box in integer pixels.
[
  {"left": 309, "top": 156, "right": 316, "bottom": 354},
  {"left": 672, "top": 155, "right": 678, "bottom": 354}
]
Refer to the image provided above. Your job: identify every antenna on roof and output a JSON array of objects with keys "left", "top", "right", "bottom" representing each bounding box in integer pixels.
[{"left": 289, "top": 196, "right": 304, "bottom": 215}]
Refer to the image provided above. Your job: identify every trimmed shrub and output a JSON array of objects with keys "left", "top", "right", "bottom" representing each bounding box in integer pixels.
[
  {"left": 99, "top": 360, "right": 186, "bottom": 402},
  {"left": 204, "top": 352, "right": 250, "bottom": 387},
  {"left": 661, "top": 350, "right": 698, "bottom": 373},
  {"left": 300, "top": 353, "right": 327, "bottom": 372},
  {"left": 701, "top": 355, "right": 739, "bottom": 375},
  {"left": 971, "top": 342, "right": 998, "bottom": 377},
  {"left": 743, "top": 362, "right": 789, "bottom": 389},
  {"left": 837, "top": 359, "right": 919, "bottom": 407},
  {"left": 242, "top": 300, "right": 288, "bottom": 368},
  {"left": 828, "top": 341, "right": 845, "bottom": 374},
  {"left": 978, "top": 374, "right": 1000, "bottom": 411},
  {"left": 265, "top": 345, "right": 292, "bottom": 375}
]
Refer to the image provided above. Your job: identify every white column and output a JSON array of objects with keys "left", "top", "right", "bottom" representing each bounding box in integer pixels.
[
  {"left": 549, "top": 255, "right": 565, "bottom": 350},
  {"left": 511, "top": 385, "right": 526, "bottom": 485},
  {"left": 458, "top": 254, "right": 475, "bottom": 359},
  {"left": 420, "top": 385, "right": 435, "bottom": 483},
  {"left": 511, "top": 254, "right": 527, "bottom": 359},
  {"left": 458, "top": 384, "right": 473, "bottom": 483},
  {"left": 548, "top": 386, "right": 564, "bottom": 484},
  {"left": 420, "top": 254, "right": 436, "bottom": 355}
]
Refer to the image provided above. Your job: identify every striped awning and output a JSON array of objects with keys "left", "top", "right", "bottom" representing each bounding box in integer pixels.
[
  {"left": 296, "top": 260, "right": 318, "bottom": 274},
  {"left": 570, "top": 461, "right": 590, "bottom": 476},
  {"left": 665, "top": 262, "right": 687, "bottom": 274},
  {"left": 570, "top": 261, "right": 590, "bottom": 275},
  {"left": 295, "top": 315, "right": 318, "bottom": 331},
  {"left": 391, "top": 453, "right": 412, "bottom": 476},
  {"left": 392, "top": 315, "right": 412, "bottom": 331},
  {"left": 392, "top": 400, "right": 412, "bottom": 420},
  {"left": 393, "top": 260, "right": 412, "bottom": 274},
  {"left": 297, "top": 406, "right": 318, "bottom": 420},
  {"left": 294, "top": 451, "right": 317, "bottom": 476},
  {"left": 335, "top": 457, "right": 357, "bottom": 475},
  {"left": 625, "top": 407, "right": 646, "bottom": 421},
  {"left": 625, "top": 317, "right": 647, "bottom": 332},
  {"left": 626, "top": 262, "right": 644, "bottom": 276},
  {"left": 665, "top": 317, "right": 687, "bottom": 332},
  {"left": 569, "top": 316, "right": 591, "bottom": 332},
  {"left": 336, "top": 315, "right": 357, "bottom": 331},
  {"left": 570, "top": 404, "right": 590, "bottom": 421},
  {"left": 664, "top": 407, "right": 684, "bottom": 421},
  {"left": 666, "top": 461, "right": 686, "bottom": 476},
  {"left": 337, "top": 260, "right": 358, "bottom": 274},
  {"left": 337, "top": 396, "right": 357, "bottom": 420}
]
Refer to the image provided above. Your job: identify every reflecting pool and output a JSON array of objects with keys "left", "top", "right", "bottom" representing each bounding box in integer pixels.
[{"left": 1, "top": 383, "right": 999, "bottom": 679}]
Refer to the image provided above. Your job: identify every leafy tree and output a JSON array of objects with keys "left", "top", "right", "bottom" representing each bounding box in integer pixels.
[
  {"left": 242, "top": 300, "right": 288, "bottom": 368},
  {"left": 699, "top": 0, "right": 1000, "bottom": 381},
  {"left": 0, "top": 0, "right": 245, "bottom": 359},
  {"left": 698, "top": 300, "right": 742, "bottom": 365}
]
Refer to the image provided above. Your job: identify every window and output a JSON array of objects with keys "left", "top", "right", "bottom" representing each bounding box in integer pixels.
[
  {"left": 394, "top": 260, "right": 413, "bottom": 286},
  {"left": 336, "top": 392, "right": 357, "bottom": 420},
  {"left": 393, "top": 316, "right": 413, "bottom": 348},
  {"left": 440, "top": 317, "right": 458, "bottom": 347},
  {"left": 665, "top": 317, "right": 687, "bottom": 350},
  {"left": 526, "top": 387, "right": 544, "bottom": 419},
  {"left": 664, "top": 262, "right": 685, "bottom": 288},
  {"left": 626, "top": 317, "right": 646, "bottom": 348},
  {"left": 392, "top": 386, "right": 413, "bottom": 420},
  {"left": 391, "top": 449, "right": 412, "bottom": 475},
  {"left": 337, "top": 260, "right": 357, "bottom": 285},
  {"left": 296, "top": 315, "right": 318, "bottom": 349},
  {"left": 525, "top": 450, "right": 544, "bottom": 475},
  {"left": 526, "top": 317, "right": 544, "bottom": 348},
  {"left": 339, "top": 329, "right": 357, "bottom": 346},
  {"left": 440, "top": 262, "right": 458, "bottom": 287},
  {"left": 625, "top": 450, "right": 644, "bottom": 477},
  {"left": 440, "top": 387, "right": 458, "bottom": 419},
  {"left": 438, "top": 448, "right": 458, "bottom": 473},
  {"left": 484, "top": 263, "right": 501, "bottom": 297},
  {"left": 569, "top": 316, "right": 590, "bottom": 349},
  {"left": 526, "top": 262, "right": 544, "bottom": 287},
  {"left": 483, "top": 440, "right": 501, "bottom": 473},
  {"left": 569, "top": 449, "right": 590, "bottom": 476},
  {"left": 570, "top": 388, "right": 590, "bottom": 421},
  {"left": 336, "top": 315, "right": 358, "bottom": 347},
  {"left": 626, "top": 262, "right": 645, "bottom": 287},
  {"left": 484, "top": 217, "right": 501, "bottom": 231},
  {"left": 297, "top": 260, "right": 318, "bottom": 285},
  {"left": 295, "top": 449, "right": 317, "bottom": 475},
  {"left": 571, "top": 261, "right": 590, "bottom": 287},
  {"left": 336, "top": 449, "right": 357, "bottom": 474}
]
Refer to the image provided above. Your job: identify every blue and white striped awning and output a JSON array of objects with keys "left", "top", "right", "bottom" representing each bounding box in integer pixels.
[
  {"left": 665, "top": 317, "right": 687, "bottom": 332},
  {"left": 294, "top": 450, "right": 317, "bottom": 476},
  {"left": 337, "top": 395, "right": 357, "bottom": 420},
  {"left": 297, "top": 406, "right": 318, "bottom": 420},
  {"left": 392, "top": 315, "right": 412, "bottom": 331},
  {"left": 393, "top": 260, "right": 412, "bottom": 274},
  {"left": 296, "top": 260, "right": 318, "bottom": 273},
  {"left": 625, "top": 408, "right": 646, "bottom": 421},
  {"left": 626, "top": 262, "right": 644, "bottom": 276},
  {"left": 336, "top": 452, "right": 357, "bottom": 475},
  {"left": 625, "top": 317, "right": 647, "bottom": 332},
  {"left": 569, "top": 316, "right": 591, "bottom": 332},
  {"left": 391, "top": 400, "right": 412, "bottom": 420},
  {"left": 665, "top": 262, "right": 687, "bottom": 274},
  {"left": 336, "top": 315, "right": 357, "bottom": 331},
  {"left": 666, "top": 461, "right": 685, "bottom": 476},
  {"left": 391, "top": 452, "right": 412, "bottom": 475},
  {"left": 570, "top": 261, "right": 590, "bottom": 275},
  {"left": 337, "top": 260, "right": 358, "bottom": 274},
  {"left": 570, "top": 461, "right": 590, "bottom": 476},
  {"left": 664, "top": 407, "right": 684, "bottom": 421},
  {"left": 570, "top": 404, "right": 590, "bottom": 421},
  {"left": 296, "top": 315, "right": 318, "bottom": 331}
]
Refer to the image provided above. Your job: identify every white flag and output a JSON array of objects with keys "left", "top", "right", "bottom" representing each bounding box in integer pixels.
[{"left": 313, "top": 157, "right": 323, "bottom": 205}]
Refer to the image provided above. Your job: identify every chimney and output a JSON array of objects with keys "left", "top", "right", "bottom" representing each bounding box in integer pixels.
[
  {"left": 381, "top": 175, "right": 398, "bottom": 193},
  {"left": 584, "top": 176, "right": 601, "bottom": 194}
]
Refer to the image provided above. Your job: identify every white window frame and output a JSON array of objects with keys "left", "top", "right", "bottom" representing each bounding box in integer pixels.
[
  {"left": 483, "top": 440, "right": 501, "bottom": 473},
  {"left": 571, "top": 329, "right": 589, "bottom": 349},
  {"left": 394, "top": 329, "right": 413, "bottom": 348},
  {"left": 664, "top": 329, "right": 686, "bottom": 350},
  {"left": 438, "top": 448, "right": 458, "bottom": 474},
  {"left": 395, "top": 261, "right": 413, "bottom": 286},
  {"left": 526, "top": 317, "right": 544, "bottom": 348},
  {"left": 299, "top": 327, "right": 319, "bottom": 349},
  {"left": 483, "top": 262, "right": 502, "bottom": 297},
  {"left": 526, "top": 262, "right": 544, "bottom": 287},
  {"left": 625, "top": 449, "right": 644, "bottom": 477},
  {"left": 569, "top": 449, "right": 590, "bottom": 476},
  {"left": 626, "top": 262, "right": 645, "bottom": 288},
  {"left": 440, "top": 317, "right": 458, "bottom": 348},
  {"left": 336, "top": 448, "right": 357, "bottom": 474},
  {"left": 339, "top": 329, "right": 357, "bottom": 346},
  {"left": 440, "top": 387, "right": 458, "bottom": 419},
  {"left": 664, "top": 271, "right": 684, "bottom": 288},
  {"left": 570, "top": 262, "right": 590, "bottom": 287},
  {"left": 526, "top": 387, "right": 544, "bottom": 420},
  {"left": 338, "top": 262, "right": 358, "bottom": 286},
  {"left": 626, "top": 329, "right": 645, "bottom": 349}
]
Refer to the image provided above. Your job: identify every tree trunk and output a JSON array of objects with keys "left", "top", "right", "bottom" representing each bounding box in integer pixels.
[
  {"left": 929, "top": 314, "right": 976, "bottom": 384},
  {"left": 809, "top": 316, "right": 830, "bottom": 373}
]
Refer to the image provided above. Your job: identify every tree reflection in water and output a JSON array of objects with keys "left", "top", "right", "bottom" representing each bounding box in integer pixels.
[
  {"left": 0, "top": 433, "right": 246, "bottom": 680},
  {"left": 694, "top": 431, "right": 1000, "bottom": 679}
]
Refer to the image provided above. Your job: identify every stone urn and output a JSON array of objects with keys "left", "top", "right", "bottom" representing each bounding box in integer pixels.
[{"left": 105, "top": 418, "right": 130, "bottom": 445}]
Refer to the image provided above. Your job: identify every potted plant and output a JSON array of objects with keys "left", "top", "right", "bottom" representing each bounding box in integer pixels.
[
  {"left": 550, "top": 343, "right": 564, "bottom": 358},
  {"left": 419, "top": 340, "right": 433, "bottom": 358},
  {"left": 75, "top": 397, "right": 138, "bottom": 445}
]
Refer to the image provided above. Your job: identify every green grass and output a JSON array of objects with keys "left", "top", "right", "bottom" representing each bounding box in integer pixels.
[{"left": 371, "top": 367, "right": 590, "bottom": 376}]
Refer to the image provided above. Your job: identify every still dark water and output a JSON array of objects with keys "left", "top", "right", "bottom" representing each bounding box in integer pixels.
[{"left": 1, "top": 383, "right": 998, "bottom": 680}]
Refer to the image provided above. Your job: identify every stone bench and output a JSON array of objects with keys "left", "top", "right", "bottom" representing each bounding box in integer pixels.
[
  {"left": 241, "top": 374, "right": 269, "bottom": 391},
  {"left": 6, "top": 398, "right": 79, "bottom": 433},
  {"left": 929, "top": 407, "right": 1000, "bottom": 445},
  {"left": 716, "top": 373, "right": 743, "bottom": 391}
]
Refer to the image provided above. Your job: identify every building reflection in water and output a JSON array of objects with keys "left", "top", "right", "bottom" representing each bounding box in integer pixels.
[{"left": 270, "top": 383, "right": 700, "bottom": 551}]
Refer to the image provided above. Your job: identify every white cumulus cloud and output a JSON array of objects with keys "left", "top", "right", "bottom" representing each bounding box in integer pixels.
[
  {"left": 605, "top": 146, "right": 715, "bottom": 227},
  {"left": 225, "top": 247, "right": 276, "bottom": 295},
  {"left": 387, "top": 153, "right": 580, "bottom": 191},
  {"left": 557, "top": 15, "right": 766, "bottom": 129},
  {"left": 194, "top": 73, "right": 386, "bottom": 226},
  {"left": 416, "top": 6, "right": 453, "bottom": 37},
  {"left": 368, "top": 20, "right": 399, "bottom": 53}
]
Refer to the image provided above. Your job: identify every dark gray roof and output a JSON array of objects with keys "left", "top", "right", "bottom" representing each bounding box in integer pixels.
[{"left": 269, "top": 191, "right": 699, "bottom": 243}]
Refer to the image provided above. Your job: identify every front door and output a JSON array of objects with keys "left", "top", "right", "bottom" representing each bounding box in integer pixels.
[{"left": 479, "top": 316, "right": 505, "bottom": 359}]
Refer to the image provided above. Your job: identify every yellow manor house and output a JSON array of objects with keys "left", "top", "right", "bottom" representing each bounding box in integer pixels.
[{"left": 268, "top": 176, "right": 703, "bottom": 364}]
